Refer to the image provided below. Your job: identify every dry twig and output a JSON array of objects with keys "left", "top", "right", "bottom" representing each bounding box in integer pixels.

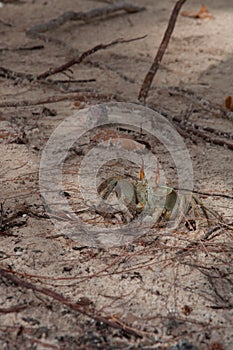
[
  {"left": 26, "top": 2, "right": 145, "bottom": 50},
  {"left": 148, "top": 104, "right": 233, "bottom": 152},
  {"left": 0, "top": 35, "right": 146, "bottom": 89},
  {"left": 0, "top": 45, "right": 44, "bottom": 52},
  {"left": 26, "top": 2, "right": 145, "bottom": 38},
  {"left": 172, "top": 117, "right": 233, "bottom": 151},
  {"left": 37, "top": 35, "right": 146, "bottom": 80},
  {"left": 138, "top": 0, "right": 187, "bottom": 102},
  {"left": 0, "top": 266, "right": 142, "bottom": 338},
  {"left": 0, "top": 66, "right": 34, "bottom": 81},
  {"left": 0, "top": 92, "right": 123, "bottom": 108},
  {"left": 167, "top": 86, "right": 233, "bottom": 122},
  {"left": 0, "top": 305, "right": 27, "bottom": 314}
]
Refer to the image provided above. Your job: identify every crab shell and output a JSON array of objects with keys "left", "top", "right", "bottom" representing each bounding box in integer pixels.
[{"left": 98, "top": 176, "right": 178, "bottom": 221}]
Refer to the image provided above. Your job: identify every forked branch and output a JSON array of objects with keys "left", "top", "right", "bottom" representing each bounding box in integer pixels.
[{"left": 37, "top": 35, "right": 146, "bottom": 80}]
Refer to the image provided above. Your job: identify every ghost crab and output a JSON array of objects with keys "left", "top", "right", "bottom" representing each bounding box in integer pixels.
[{"left": 97, "top": 161, "right": 221, "bottom": 228}]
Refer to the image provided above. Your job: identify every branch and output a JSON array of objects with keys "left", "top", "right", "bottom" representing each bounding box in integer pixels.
[
  {"left": 148, "top": 104, "right": 233, "bottom": 152},
  {"left": 0, "top": 66, "right": 96, "bottom": 85},
  {"left": 0, "top": 45, "right": 44, "bottom": 52},
  {"left": 37, "top": 35, "right": 146, "bottom": 80},
  {"left": 172, "top": 117, "right": 233, "bottom": 151},
  {"left": 0, "top": 66, "right": 34, "bottom": 81},
  {"left": 0, "top": 92, "right": 123, "bottom": 108},
  {"left": 0, "top": 266, "right": 142, "bottom": 338},
  {"left": 26, "top": 2, "right": 145, "bottom": 37},
  {"left": 1, "top": 36, "right": 145, "bottom": 84},
  {"left": 138, "top": 0, "right": 187, "bottom": 102},
  {"left": 167, "top": 86, "right": 233, "bottom": 122},
  {"left": 0, "top": 304, "right": 27, "bottom": 314}
]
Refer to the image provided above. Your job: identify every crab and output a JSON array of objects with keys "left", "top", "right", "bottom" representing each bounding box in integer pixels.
[{"left": 97, "top": 161, "right": 221, "bottom": 227}]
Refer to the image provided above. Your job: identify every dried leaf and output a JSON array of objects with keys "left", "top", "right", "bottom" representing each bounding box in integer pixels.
[
  {"left": 181, "top": 4, "right": 214, "bottom": 19},
  {"left": 182, "top": 304, "right": 193, "bottom": 316},
  {"left": 225, "top": 96, "right": 233, "bottom": 111}
]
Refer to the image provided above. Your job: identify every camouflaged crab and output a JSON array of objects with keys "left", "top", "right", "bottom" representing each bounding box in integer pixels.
[{"left": 97, "top": 162, "right": 220, "bottom": 226}]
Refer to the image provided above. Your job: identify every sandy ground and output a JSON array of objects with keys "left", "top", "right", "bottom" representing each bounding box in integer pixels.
[{"left": 0, "top": 0, "right": 233, "bottom": 349}]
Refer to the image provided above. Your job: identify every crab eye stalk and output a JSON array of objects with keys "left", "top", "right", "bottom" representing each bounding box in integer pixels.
[
  {"left": 155, "top": 159, "right": 160, "bottom": 185},
  {"left": 139, "top": 160, "right": 145, "bottom": 181}
]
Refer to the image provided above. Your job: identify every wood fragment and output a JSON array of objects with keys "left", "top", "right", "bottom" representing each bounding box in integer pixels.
[
  {"left": 0, "top": 266, "right": 142, "bottom": 338},
  {"left": 138, "top": 0, "right": 187, "bottom": 102},
  {"left": 225, "top": 96, "right": 233, "bottom": 111}
]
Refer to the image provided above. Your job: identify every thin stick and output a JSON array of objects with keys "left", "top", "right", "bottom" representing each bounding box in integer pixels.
[
  {"left": 27, "top": 2, "right": 145, "bottom": 37},
  {"left": 37, "top": 35, "right": 146, "bottom": 80},
  {"left": 0, "top": 66, "right": 34, "bottom": 81},
  {"left": 148, "top": 104, "right": 233, "bottom": 152},
  {"left": 138, "top": 0, "right": 187, "bottom": 102},
  {"left": 0, "top": 67, "right": 96, "bottom": 85},
  {"left": 167, "top": 86, "right": 233, "bottom": 122},
  {"left": 0, "top": 92, "right": 123, "bottom": 108},
  {"left": 0, "top": 45, "right": 44, "bottom": 52},
  {"left": 0, "top": 305, "right": 27, "bottom": 314},
  {"left": 172, "top": 117, "right": 233, "bottom": 151},
  {"left": 0, "top": 266, "right": 142, "bottom": 338},
  {"left": 1, "top": 36, "right": 146, "bottom": 84}
]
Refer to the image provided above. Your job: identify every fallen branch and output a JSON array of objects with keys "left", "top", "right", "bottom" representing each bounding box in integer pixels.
[
  {"left": 176, "top": 222, "right": 233, "bottom": 256},
  {"left": 138, "top": 0, "right": 187, "bottom": 102},
  {"left": 167, "top": 86, "right": 233, "bottom": 122},
  {"left": 37, "top": 35, "right": 146, "bottom": 80},
  {"left": 1, "top": 36, "right": 146, "bottom": 86},
  {"left": 186, "top": 122, "right": 233, "bottom": 141},
  {"left": 0, "top": 66, "right": 96, "bottom": 93},
  {"left": 26, "top": 2, "right": 145, "bottom": 38},
  {"left": 148, "top": 104, "right": 233, "bottom": 152},
  {"left": 0, "top": 66, "right": 34, "bottom": 81},
  {"left": 0, "top": 304, "right": 27, "bottom": 314},
  {"left": 174, "top": 188, "right": 233, "bottom": 201},
  {"left": 172, "top": 117, "right": 233, "bottom": 151},
  {"left": 0, "top": 92, "right": 123, "bottom": 108},
  {"left": 0, "top": 266, "right": 142, "bottom": 338},
  {"left": 0, "top": 45, "right": 44, "bottom": 52}
]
